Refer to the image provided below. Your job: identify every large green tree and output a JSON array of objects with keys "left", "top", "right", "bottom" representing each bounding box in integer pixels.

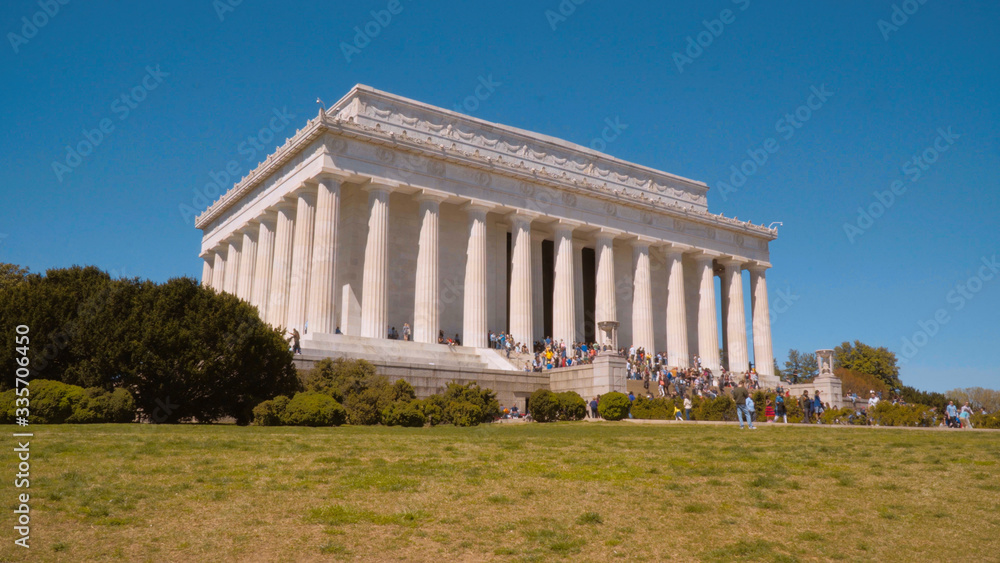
[
  {"left": 0, "top": 265, "right": 297, "bottom": 424},
  {"left": 833, "top": 340, "right": 901, "bottom": 389}
]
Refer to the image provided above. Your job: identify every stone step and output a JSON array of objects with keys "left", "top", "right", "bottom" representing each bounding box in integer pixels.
[{"left": 295, "top": 332, "right": 504, "bottom": 370}]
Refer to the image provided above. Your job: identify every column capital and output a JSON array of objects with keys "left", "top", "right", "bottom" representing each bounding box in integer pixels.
[
  {"left": 687, "top": 249, "right": 721, "bottom": 264},
  {"left": 661, "top": 242, "right": 694, "bottom": 256},
  {"left": 257, "top": 210, "right": 278, "bottom": 226},
  {"left": 199, "top": 250, "right": 213, "bottom": 260},
  {"left": 628, "top": 235, "right": 656, "bottom": 250},
  {"left": 594, "top": 227, "right": 625, "bottom": 243},
  {"left": 273, "top": 198, "right": 298, "bottom": 214},
  {"left": 314, "top": 170, "right": 353, "bottom": 184},
  {"left": 362, "top": 181, "right": 396, "bottom": 195},
  {"left": 553, "top": 218, "right": 585, "bottom": 234},
  {"left": 747, "top": 261, "right": 772, "bottom": 274},
  {"left": 718, "top": 255, "right": 749, "bottom": 269},
  {"left": 416, "top": 189, "right": 449, "bottom": 205},
  {"left": 462, "top": 199, "right": 494, "bottom": 214},
  {"left": 507, "top": 209, "right": 540, "bottom": 226},
  {"left": 291, "top": 185, "right": 318, "bottom": 203}
]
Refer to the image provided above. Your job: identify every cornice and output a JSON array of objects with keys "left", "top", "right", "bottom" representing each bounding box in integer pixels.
[{"left": 194, "top": 87, "right": 778, "bottom": 242}]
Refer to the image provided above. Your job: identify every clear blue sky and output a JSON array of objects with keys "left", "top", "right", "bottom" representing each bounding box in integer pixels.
[{"left": 2, "top": 0, "right": 997, "bottom": 392}]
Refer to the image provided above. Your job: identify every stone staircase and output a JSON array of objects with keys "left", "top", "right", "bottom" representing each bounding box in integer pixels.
[{"left": 297, "top": 333, "right": 520, "bottom": 371}]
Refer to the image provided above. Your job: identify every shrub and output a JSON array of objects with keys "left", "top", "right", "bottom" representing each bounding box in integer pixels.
[
  {"left": 344, "top": 386, "right": 392, "bottom": 426},
  {"left": 252, "top": 395, "right": 290, "bottom": 426},
  {"left": 972, "top": 412, "right": 1000, "bottom": 429},
  {"left": 557, "top": 391, "right": 587, "bottom": 421},
  {"left": 820, "top": 407, "right": 856, "bottom": 425},
  {"left": 281, "top": 392, "right": 346, "bottom": 427},
  {"left": 598, "top": 392, "right": 631, "bottom": 421},
  {"left": 414, "top": 398, "right": 444, "bottom": 426},
  {"left": 529, "top": 389, "right": 560, "bottom": 422},
  {"left": 0, "top": 380, "right": 136, "bottom": 424},
  {"left": 871, "top": 402, "right": 936, "bottom": 427},
  {"left": 382, "top": 401, "right": 426, "bottom": 427},
  {"left": 695, "top": 395, "right": 736, "bottom": 421},
  {"left": 630, "top": 395, "right": 672, "bottom": 420},
  {"left": 445, "top": 400, "right": 483, "bottom": 427}
]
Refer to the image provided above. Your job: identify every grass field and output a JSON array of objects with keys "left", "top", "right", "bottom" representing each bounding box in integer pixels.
[{"left": 2, "top": 422, "right": 998, "bottom": 562}]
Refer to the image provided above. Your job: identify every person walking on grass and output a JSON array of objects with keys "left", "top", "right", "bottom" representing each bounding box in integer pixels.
[
  {"left": 775, "top": 394, "right": 788, "bottom": 423},
  {"left": 684, "top": 395, "right": 692, "bottom": 421},
  {"left": 960, "top": 402, "right": 974, "bottom": 429},
  {"left": 799, "top": 390, "right": 812, "bottom": 424},
  {"left": 732, "top": 381, "right": 755, "bottom": 430},
  {"left": 765, "top": 399, "right": 775, "bottom": 423}
]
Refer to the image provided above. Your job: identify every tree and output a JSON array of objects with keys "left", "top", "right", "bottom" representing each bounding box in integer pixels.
[
  {"left": 783, "top": 349, "right": 817, "bottom": 381},
  {"left": 834, "top": 341, "right": 901, "bottom": 388},
  {"left": 947, "top": 387, "right": 1000, "bottom": 412},
  {"left": 0, "top": 265, "right": 298, "bottom": 424},
  {"left": 772, "top": 358, "right": 783, "bottom": 379},
  {"left": 0, "top": 263, "right": 30, "bottom": 291},
  {"left": 117, "top": 277, "right": 299, "bottom": 424}
]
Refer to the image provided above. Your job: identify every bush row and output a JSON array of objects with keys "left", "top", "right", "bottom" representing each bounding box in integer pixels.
[
  {"left": 0, "top": 379, "right": 135, "bottom": 424},
  {"left": 252, "top": 358, "right": 500, "bottom": 427}
]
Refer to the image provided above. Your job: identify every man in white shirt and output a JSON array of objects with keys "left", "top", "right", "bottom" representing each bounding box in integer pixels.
[{"left": 868, "top": 390, "right": 880, "bottom": 409}]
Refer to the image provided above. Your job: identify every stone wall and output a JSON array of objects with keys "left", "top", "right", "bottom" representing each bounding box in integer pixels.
[{"left": 293, "top": 357, "right": 549, "bottom": 413}]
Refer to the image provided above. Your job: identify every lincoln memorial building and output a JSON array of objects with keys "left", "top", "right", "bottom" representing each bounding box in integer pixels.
[{"left": 195, "top": 85, "right": 779, "bottom": 390}]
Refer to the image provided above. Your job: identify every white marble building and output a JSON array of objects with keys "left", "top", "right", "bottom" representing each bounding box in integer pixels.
[{"left": 195, "top": 85, "right": 778, "bottom": 384}]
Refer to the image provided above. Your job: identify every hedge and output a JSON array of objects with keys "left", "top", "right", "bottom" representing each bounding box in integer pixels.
[
  {"left": 0, "top": 380, "right": 135, "bottom": 424},
  {"left": 598, "top": 392, "right": 631, "bottom": 421}
]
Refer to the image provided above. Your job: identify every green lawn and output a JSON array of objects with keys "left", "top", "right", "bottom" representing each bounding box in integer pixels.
[{"left": 2, "top": 422, "right": 998, "bottom": 562}]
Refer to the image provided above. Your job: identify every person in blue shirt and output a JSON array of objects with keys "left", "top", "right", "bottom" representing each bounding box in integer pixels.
[
  {"left": 813, "top": 391, "right": 824, "bottom": 424},
  {"left": 945, "top": 401, "right": 958, "bottom": 427}
]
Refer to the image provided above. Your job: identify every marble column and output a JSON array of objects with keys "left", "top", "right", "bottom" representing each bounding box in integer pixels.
[
  {"left": 595, "top": 231, "right": 617, "bottom": 347},
  {"left": 251, "top": 214, "right": 276, "bottom": 321},
  {"left": 531, "top": 234, "right": 544, "bottom": 341},
  {"left": 267, "top": 202, "right": 296, "bottom": 328},
  {"left": 223, "top": 238, "right": 241, "bottom": 295},
  {"left": 463, "top": 203, "right": 489, "bottom": 348},
  {"left": 720, "top": 269, "right": 729, "bottom": 368},
  {"left": 201, "top": 254, "right": 213, "bottom": 288},
  {"left": 211, "top": 250, "right": 226, "bottom": 292},
  {"left": 694, "top": 254, "right": 721, "bottom": 372},
  {"left": 361, "top": 184, "right": 392, "bottom": 339},
  {"left": 553, "top": 223, "right": 576, "bottom": 348},
  {"left": 286, "top": 189, "right": 317, "bottom": 332},
  {"left": 573, "top": 240, "right": 585, "bottom": 343},
  {"left": 236, "top": 226, "right": 258, "bottom": 302},
  {"left": 665, "top": 246, "right": 689, "bottom": 368},
  {"left": 630, "top": 239, "right": 654, "bottom": 353},
  {"left": 413, "top": 194, "right": 444, "bottom": 344},
  {"left": 722, "top": 258, "right": 749, "bottom": 374},
  {"left": 306, "top": 177, "right": 342, "bottom": 334},
  {"left": 508, "top": 213, "right": 533, "bottom": 348},
  {"left": 750, "top": 264, "right": 775, "bottom": 378}
]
